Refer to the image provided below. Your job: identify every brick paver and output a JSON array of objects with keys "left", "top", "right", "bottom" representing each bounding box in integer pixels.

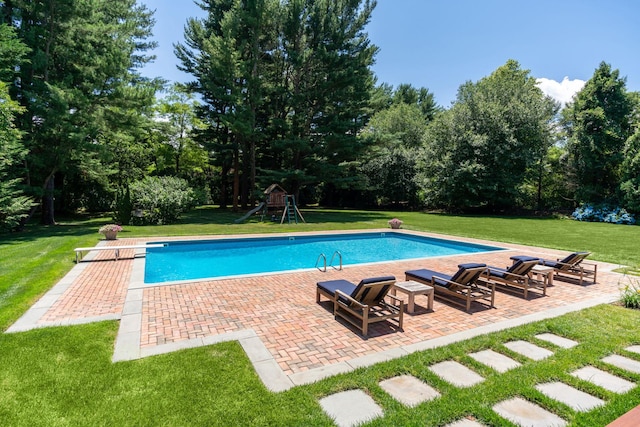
[
  {"left": 36, "top": 231, "right": 623, "bottom": 377},
  {"left": 39, "top": 240, "right": 143, "bottom": 323}
]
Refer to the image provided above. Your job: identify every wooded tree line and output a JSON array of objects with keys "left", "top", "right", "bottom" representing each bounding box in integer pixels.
[{"left": 0, "top": 0, "right": 639, "bottom": 230}]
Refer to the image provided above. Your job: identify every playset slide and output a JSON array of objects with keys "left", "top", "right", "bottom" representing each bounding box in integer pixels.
[{"left": 234, "top": 202, "right": 265, "bottom": 223}]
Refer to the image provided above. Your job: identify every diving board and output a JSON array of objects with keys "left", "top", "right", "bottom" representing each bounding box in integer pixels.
[{"left": 74, "top": 243, "right": 166, "bottom": 263}]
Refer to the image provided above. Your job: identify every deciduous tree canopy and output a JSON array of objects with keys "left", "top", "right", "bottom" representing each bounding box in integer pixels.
[{"left": 420, "top": 60, "right": 558, "bottom": 211}]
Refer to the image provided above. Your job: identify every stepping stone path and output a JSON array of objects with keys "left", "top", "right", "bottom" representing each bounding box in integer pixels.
[
  {"left": 319, "top": 389, "right": 383, "bottom": 427},
  {"left": 429, "top": 360, "right": 484, "bottom": 387},
  {"left": 378, "top": 375, "right": 440, "bottom": 407},
  {"left": 317, "top": 335, "right": 640, "bottom": 426},
  {"left": 535, "top": 382, "right": 605, "bottom": 411},
  {"left": 535, "top": 333, "right": 578, "bottom": 349},
  {"left": 603, "top": 354, "right": 640, "bottom": 374},
  {"left": 571, "top": 366, "right": 635, "bottom": 394},
  {"left": 504, "top": 340, "right": 554, "bottom": 360},
  {"left": 445, "top": 419, "right": 486, "bottom": 427},
  {"left": 493, "top": 397, "right": 567, "bottom": 427},
  {"left": 469, "top": 349, "right": 521, "bottom": 373}
]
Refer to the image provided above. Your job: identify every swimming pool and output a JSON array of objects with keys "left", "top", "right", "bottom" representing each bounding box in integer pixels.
[{"left": 143, "top": 232, "right": 503, "bottom": 284}]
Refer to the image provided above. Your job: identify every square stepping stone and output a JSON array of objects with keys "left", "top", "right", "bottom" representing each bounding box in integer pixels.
[
  {"left": 535, "top": 381, "right": 605, "bottom": 411},
  {"left": 379, "top": 374, "right": 440, "bottom": 407},
  {"left": 445, "top": 418, "right": 486, "bottom": 427},
  {"left": 603, "top": 354, "right": 640, "bottom": 374},
  {"left": 535, "top": 333, "right": 578, "bottom": 349},
  {"left": 626, "top": 345, "right": 640, "bottom": 355},
  {"left": 319, "top": 389, "right": 383, "bottom": 427},
  {"left": 429, "top": 361, "right": 484, "bottom": 388},
  {"left": 469, "top": 349, "right": 521, "bottom": 373},
  {"left": 571, "top": 366, "right": 635, "bottom": 394},
  {"left": 504, "top": 340, "right": 554, "bottom": 361},
  {"left": 493, "top": 397, "right": 567, "bottom": 427}
]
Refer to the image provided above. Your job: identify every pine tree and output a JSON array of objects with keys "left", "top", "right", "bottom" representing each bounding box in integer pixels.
[
  {"left": 0, "top": 24, "right": 33, "bottom": 230},
  {"left": 563, "top": 62, "right": 634, "bottom": 205},
  {"left": 3, "top": 0, "right": 158, "bottom": 224},
  {"left": 178, "top": 0, "right": 378, "bottom": 206}
]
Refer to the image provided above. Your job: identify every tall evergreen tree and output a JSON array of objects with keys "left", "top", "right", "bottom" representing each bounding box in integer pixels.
[
  {"left": 177, "top": 0, "right": 278, "bottom": 209},
  {"left": 263, "top": 0, "right": 377, "bottom": 202},
  {"left": 620, "top": 91, "right": 640, "bottom": 212},
  {"left": 392, "top": 83, "right": 439, "bottom": 121},
  {"left": 178, "top": 0, "right": 377, "bottom": 207},
  {"left": 3, "top": 0, "right": 158, "bottom": 224},
  {"left": 0, "top": 23, "right": 33, "bottom": 230},
  {"left": 562, "top": 62, "right": 634, "bottom": 205}
]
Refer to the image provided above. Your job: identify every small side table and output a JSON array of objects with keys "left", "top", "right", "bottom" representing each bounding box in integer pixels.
[
  {"left": 390, "top": 280, "right": 434, "bottom": 314},
  {"left": 531, "top": 265, "right": 554, "bottom": 286}
]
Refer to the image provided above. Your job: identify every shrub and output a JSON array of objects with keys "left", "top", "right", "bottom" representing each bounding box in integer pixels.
[
  {"left": 112, "top": 186, "right": 132, "bottom": 225},
  {"left": 620, "top": 281, "right": 640, "bottom": 309},
  {"left": 130, "top": 176, "right": 195, "bottom": 225},
  {"left": 571, "top": 204, "right": 636, "bottom": 225}
]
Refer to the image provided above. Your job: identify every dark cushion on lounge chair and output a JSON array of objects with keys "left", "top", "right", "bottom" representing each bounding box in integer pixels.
[
  {"left": 510, "top": 255, "right": 541, "bottom": 263},
  {"left": 406, "top": 264, "right": 487, "bottom": 289},
  {"left": 539, "top": 252, "right": 590, "bottom": 269},
  {"left": 488, "top": 266, "right": 510, "bottom": 279},
  {"left": 458, "top": 263, "right": 486, "bottom": 269},
  {"left": 316, "top": 279, "right": 356, "bottom": 298},
  {"left": 510, "top": 253, "right": 590, "bottom": 270},
  {"left": 559, "top": 251, "right": 589, "bottom": 264},
  {"left": 317, "top": 276, "right": 395, "bottom": 304},
  {"left": 405, "top": 269, "right": 453, "bottom": 288}
]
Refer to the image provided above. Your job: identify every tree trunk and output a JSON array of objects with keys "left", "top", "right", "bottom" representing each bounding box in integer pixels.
[
  {"left": 219, "top": 165, "right": 229, "bottom": 209},
  {"left": 249, "top": 138, "right": 256, "bottom": 206},
  {"left": 536, "top": 161, "right": 543, "bottom": 210},
  {"left": 240, "top": 140, "right": 250, "bottom": 209},
  {"left": 232, "top": 147, "right": 239, "bottom": 212},
  {"left": 41, "top": 172, "right": 56, "bottom": 225}
]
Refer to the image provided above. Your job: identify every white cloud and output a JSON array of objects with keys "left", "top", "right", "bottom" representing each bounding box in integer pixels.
[{"left": 536, "top": 76, "right": 586, "bottom": 106}]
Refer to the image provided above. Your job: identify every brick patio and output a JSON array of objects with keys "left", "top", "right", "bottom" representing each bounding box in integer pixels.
[{"left": 18, "top": 230, "right": 625, "bottom": 382}]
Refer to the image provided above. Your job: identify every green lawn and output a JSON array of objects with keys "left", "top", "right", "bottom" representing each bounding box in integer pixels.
[{"left": 1, "top": 207, "right": 639, "bottom": 426}]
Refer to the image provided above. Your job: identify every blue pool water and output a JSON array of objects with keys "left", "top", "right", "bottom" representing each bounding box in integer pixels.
[{"left": 144, "top": 232, "right": 503, "bottom": 283}]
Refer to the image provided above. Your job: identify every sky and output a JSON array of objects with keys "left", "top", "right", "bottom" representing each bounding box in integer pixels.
[{"left": 139, "top": 0, "right": 639, "bottom": 107}]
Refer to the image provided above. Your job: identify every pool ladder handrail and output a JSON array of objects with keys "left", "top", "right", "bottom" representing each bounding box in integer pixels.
[
  {"left": 315, "top": 253, "right": 327, "bottom": 272},
  {"left": 329, "top": 250, "right": 342, "bottom": 270},
  {"left": 315, "top": 251, "right": 343, "bottom": 272}
]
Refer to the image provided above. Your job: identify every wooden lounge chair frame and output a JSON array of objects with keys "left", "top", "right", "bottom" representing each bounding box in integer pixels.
[
  {"left": 546, "top": 252, "right": 597, "bottom": 286},
  {"left": 484, "top": 259, "right": 546, "bottom": 299},
  {"left": 405, "top": 266, "right": 494, "bottom": 312},
  {"left": 316, "top": 278, "right": 403, "bottom": 337},
  {"left": 512, "top": 252, "right": 598, "bottom": 286}
]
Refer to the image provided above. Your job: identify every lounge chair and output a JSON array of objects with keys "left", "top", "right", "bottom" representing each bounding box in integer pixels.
[
  {"left": 511, "top": 252, "right": 597, "bottom": 285},
  {"left": 316, "top": 276, "right": 403, "bottom": 337},
  {"left": 485, "top": 258, "right": 545, "bottom": 298},
  {"left": 405, "top": 263, "right": 494, "bottom": 312}
]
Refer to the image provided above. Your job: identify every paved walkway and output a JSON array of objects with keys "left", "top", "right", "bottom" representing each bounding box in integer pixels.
[{"left": 6, "top": 230, "right": 626, "bottom": 393}]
